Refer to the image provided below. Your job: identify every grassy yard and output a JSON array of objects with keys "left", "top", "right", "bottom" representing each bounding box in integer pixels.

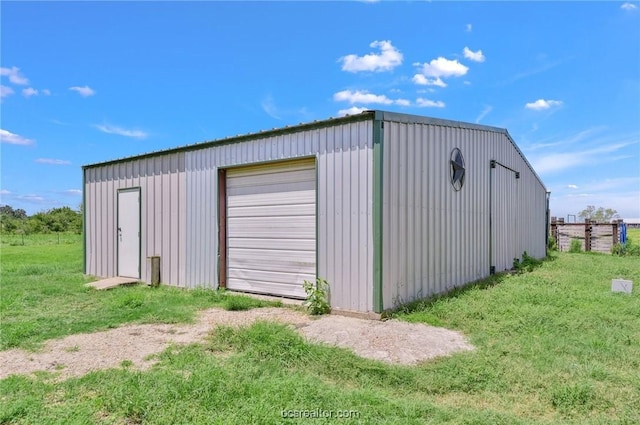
[
  {"left": 1, "top": 234, "right": 639, "bottom": 424},
  {"left": 0, "top": 233, "right": 279, "bottom": 351}
]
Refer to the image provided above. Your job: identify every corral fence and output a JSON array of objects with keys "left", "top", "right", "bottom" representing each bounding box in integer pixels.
[{"left": 550, "top": 218, "right": 626, "bottom": 254}]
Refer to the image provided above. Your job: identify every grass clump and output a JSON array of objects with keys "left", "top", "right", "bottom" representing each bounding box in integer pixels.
[
  {"left": 612, "top": 228, "right": 640, "bottom": 257},
  {"left": 569, "top": 238, "right": 583, "bottom": 253},
  {"left": 222, "top": 294, "right": 278, "bottom": 311}
]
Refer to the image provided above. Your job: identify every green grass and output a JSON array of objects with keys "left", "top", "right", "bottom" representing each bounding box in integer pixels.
[
  {"left": 1, "top": 236, "right": 639, "bottom": 424},
  {"left": 0, "top": 232, "right": 82, "bottom": 247},
  {"left": 0, "top": 236, "right": 280, "bottom": 351}
]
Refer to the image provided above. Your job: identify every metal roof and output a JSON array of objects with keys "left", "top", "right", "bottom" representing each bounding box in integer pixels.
[
  {"left": 82, "top": 109, "right": 538, "bottom": 185},
  {"left": 82, "top": 111, "right": 375, "bottom": 169}
]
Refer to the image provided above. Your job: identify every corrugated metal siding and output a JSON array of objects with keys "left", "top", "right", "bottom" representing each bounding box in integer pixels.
[
  {"left": 490, "top": 135, "right": 547, "bottom": 272},
  {"left": 381, "top": 121, "right": 546, "bottom": 310},
  {"left": 84, "top": 152, "right": 186, "bottom": 285},
  {"left": 491, "top": 164, "right": 518, "bottom": 272},
  {"left": 184, "top": 120, "right": 374, "bottom": 311}
]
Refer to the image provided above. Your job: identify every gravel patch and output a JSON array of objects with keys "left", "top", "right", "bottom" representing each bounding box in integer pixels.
[{"left": 0, "top": 308, "right": 473, "bottom": 380}]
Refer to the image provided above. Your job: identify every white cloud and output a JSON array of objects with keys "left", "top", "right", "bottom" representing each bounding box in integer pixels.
[
  {"left": 475, "top": 105, "right": 493, "bottom": 123},
  {"left": 415, "top": 57, "right": 469, "bottom": 78},
  {"left": 22, "top": 87, "right": 38, "bottom": 98},
  {"left": 337, "top": 107, "right": 368, "bottom": 117},
  {"left": 64, "top": 189, "right": 83, "bottom": 196},
  {"left": 333, "top": 90, "right": 393, "bottom": 105},
  {"left": 18, "top": 194, "right": 46, "bottom": 203},
  {"left": 531, "top": 141, "right": 635, "bottom": 174},
  {"left": 261, "top": 96, "right": 281, "bottom": 120},
  {"left": 412, "top": 74, "right": 447, "bottom": 87},
  {"left": 525, "top": 99, "right": 563, "bottom": 110},
  {"left": 1, "top": 85, "right": 14, "bottom": 99},
  {"left": 395, "top": 98, "right": 411, "bottom": 107},
  {"left": 69, "top": 85, "right": 96, "bottom": 97},
  {"left": 466, "top": 23, "right": 472, "bottom": 32},
  {"left": 413, "top": 57, "right": 469, "bottom": 88},
  {"left": 415, "top": 98, "right": 446, "bottom": 108},
  {"left": 502, "top": 59, "right": 567, "bottom": 85},
  {"left": 42, "top": 89, "right": 51, "bottom": 95},
  {"left": 340, "top": 40, "right": 403, "bottom": 72},
  {"left": 621, "top": 2, "right": 637, "bottom": 10},
  {"left": 463, "top": 47, "right": 485, "bottom": 63},
  {"left": 0, "top": 129, "right": 35, "bottom": 145},
  {"left": 0, "top": 189, "right": 11, "bottom": 195},
  {"left": 96, "top": 124, "right": 148, "bottom": 139},
  {"left": 0, "top": 66, "right": 29, "bottom": 85},
  {"left": 35, "top": 158, "right": 71, "bottom": 165},
  {"left": 526, "top": 126, "right": 608, "bottom": 151},
  {"left": 550, "top": 177, "right": 640, "bottom": 219}
]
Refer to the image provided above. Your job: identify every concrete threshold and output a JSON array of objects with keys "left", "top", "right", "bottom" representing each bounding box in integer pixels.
[{"left": 85, "top": 277, "right": 140, "bottom": 290}]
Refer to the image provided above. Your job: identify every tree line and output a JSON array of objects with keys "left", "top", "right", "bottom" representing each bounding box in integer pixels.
[
  {"left": 0, "top": 205, "right": 82, "bottom": 234},
  {"left": 0, "top": 203, "right": 620, "bottom": 235}
]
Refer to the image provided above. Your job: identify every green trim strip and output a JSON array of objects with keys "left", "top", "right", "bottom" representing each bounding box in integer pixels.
[
  {"left": 545, "top": 191, "right": 551, "bottom": 249},
  {"left": 82, "top": 168, "right": 87, "bottom": 274},
  {"left": 372, "top": 114, "right": 384, "bottom": 313},
  {"left": 489, "top": 161, "right": 494, "bottom": 274},
  {"left": 314, "top": 155, "right": 319, "bottom": 283}
]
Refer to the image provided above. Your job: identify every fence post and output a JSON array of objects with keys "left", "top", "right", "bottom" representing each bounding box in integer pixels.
[{"left": 585, "top": 219, "right": 592, "bottom": 252}]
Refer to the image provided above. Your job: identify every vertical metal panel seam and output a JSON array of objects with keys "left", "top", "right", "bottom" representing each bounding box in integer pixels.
[{"left": 82, "top": 168, "right": 87, "bottom": 274}]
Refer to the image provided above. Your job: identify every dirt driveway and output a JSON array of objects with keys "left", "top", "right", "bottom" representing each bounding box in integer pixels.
[{"left": 0, "top": 307, "right": 473, "bottom": 380}]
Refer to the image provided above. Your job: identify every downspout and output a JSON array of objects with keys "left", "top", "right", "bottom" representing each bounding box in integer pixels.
[{"left": 372, "top": 111, "right": 384, "bottom": 313}]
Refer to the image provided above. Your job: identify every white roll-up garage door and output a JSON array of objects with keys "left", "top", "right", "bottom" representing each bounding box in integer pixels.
[{"left": 226, "top": 158, "right": 316, "bottom": 298}]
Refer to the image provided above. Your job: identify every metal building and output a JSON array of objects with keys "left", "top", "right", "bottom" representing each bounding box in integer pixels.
[{"left": 83, "top": 110, "right": 548, "bottom": 314}]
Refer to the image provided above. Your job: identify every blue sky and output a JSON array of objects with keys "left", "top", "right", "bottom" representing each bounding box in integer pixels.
[{"left": 1, "top": 1, "right": 639, "bottom": 219}]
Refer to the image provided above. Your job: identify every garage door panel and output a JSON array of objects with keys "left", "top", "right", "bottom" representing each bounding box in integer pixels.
[
  {"left": 228, "top": 217, "right": 316, "bottom": 239},
  {"left": 228, "top": 237, "right": 316, "bottom": 251},
  {"left": 228, "top": 203, "right": 315, "bottom": 218},
  {"left": 227, "top": 191, "right": 315, "bottom": 208},
  {"left": 227, "top": 160, "right": 316, "bottom": 178},
  {"left": 227, "top": 180, "right": 314, "bottom": 197},
  {"left": 226, "top": 159, "right": 316, "bottom": 298},
  {"left": 227, "top": 279, "right": 311, "bottom": 299},
  {"left": 228, "top": 249, "right": 315, "bottom": 274},
  {"left": 227, "top": 169, "right": 315, "bottom": 189},
  {"left": 228, "top": 268, "right": 314, "bottom": 286}
]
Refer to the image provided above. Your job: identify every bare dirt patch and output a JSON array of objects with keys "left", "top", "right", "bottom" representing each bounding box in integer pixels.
[{"left": 0, "top": 308, "right": 473, "bottom": 379}]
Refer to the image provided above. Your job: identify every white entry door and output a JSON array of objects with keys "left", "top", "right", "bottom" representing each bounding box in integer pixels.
[{"left": 118, "top": 188, "right": 141, "bottom": 278}]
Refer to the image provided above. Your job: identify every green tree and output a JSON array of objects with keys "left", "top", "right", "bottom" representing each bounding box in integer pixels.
[
  {"left": 1, "top": 204, "right": 82, "bottom": 234},
  {"left": 1, "top": 205, "right": 28, "bottom": 233},
  {"left": 577, "top": 205, "right": 619, "bottom": 223},
  {"left": 0, "top": 205, "right": 27, "bottom": 219}
]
